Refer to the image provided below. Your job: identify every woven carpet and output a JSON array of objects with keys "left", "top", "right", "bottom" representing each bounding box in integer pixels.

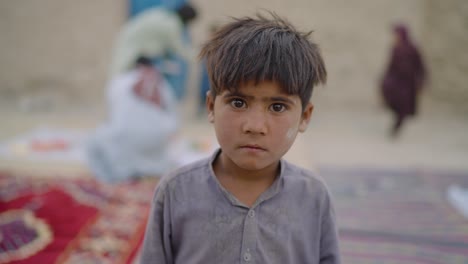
[
  {"left": 320, "top": 167, "right": 468, "bottom": 263},
  {"left": 3, "top": 167, "right": 467, "bottom": 263},
  {"left": 0, "top": 172, "right": 157, "bottom": 264}
]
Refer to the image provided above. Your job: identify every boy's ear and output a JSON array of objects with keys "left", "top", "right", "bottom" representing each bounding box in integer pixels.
[
  {"left": 298, "top": 103, "right": 313, "bottom": 132},
  {"left": 206, "top": 91, "right": 215, "bottom": 123}
]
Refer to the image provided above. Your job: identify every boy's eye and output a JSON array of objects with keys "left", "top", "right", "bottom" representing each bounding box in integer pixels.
[
  {"left": 230, "top": 99, "right": 246, "bottom": 109},
  {"left": 270, "top": 103, "right": 286, "bottom": 113}
]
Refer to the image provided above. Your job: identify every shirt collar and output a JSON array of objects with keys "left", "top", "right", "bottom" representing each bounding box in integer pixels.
[{"left": 208, "top": 148, "right": 285, "bottom": 208}]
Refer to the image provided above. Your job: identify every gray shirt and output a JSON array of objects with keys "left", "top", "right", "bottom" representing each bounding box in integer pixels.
[{"left": 140, "top": 150, "right": 340, "bottom": 264}]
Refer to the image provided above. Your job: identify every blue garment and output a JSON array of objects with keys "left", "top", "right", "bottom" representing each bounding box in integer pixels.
[
  {"left": 198, "top": 60, "right": 210, "bottom": 112},
  {"left": 129, "top": 0, "right": 187, "bottom": 17}
]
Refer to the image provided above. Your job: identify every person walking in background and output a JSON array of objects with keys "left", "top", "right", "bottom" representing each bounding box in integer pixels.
[
  {"left": 381, "top": 24, "right": 427, "bottom": 137},
  {"left": 86, "top": 56, "right": 179, "bottom": 182}
]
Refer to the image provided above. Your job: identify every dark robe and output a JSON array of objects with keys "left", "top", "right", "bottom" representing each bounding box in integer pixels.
[{"left": 381, "top": 28, "right": 426, "bottom": 117}]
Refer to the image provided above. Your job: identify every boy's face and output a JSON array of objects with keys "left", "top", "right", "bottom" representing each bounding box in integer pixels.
[{"left": 207, "top": 80, "right": 313, "bottom": 172}]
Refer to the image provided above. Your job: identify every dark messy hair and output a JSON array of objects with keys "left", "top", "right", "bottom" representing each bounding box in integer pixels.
[{"left": 199, "top": 11, "right": 327, "bottom": 108}]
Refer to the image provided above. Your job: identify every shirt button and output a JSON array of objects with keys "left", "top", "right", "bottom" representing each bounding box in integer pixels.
[
  {"left": 248, "top": 210, "right": 255, "bottom": 218},
  {"left": 243, "top": 252, "right": 251, "bottom": 262}
]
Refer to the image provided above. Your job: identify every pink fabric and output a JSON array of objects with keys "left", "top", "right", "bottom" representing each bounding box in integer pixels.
[{"left": 132, "top": 67, "right": 164, "bottom": 107}]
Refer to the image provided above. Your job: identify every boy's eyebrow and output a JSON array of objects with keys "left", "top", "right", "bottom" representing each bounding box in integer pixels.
[
  {"left": 269, "top": 96, "right": 296, "bottom": 105},
  {"left": 222, "top": 91, "right": 250, "bottom": 99},
  {"left": 223, "top": 91, "right": 297, "bottom": 105}
]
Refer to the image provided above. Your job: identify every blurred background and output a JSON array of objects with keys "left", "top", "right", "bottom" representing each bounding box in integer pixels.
[
  {"left": 0, "top": 0, "right": 467, "bottom": 263},
  {"left": 1, "top": 0, "right": 467, "bottom": 170}
]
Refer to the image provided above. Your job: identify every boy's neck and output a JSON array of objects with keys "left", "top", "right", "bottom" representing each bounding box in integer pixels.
[{"left": 213, "top": 152, "right": 280, "bottom": 207}]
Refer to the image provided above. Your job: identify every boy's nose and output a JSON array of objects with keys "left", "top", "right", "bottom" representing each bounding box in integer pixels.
[{"left": 242, "top": 109, "right": 268, "bottom": 135}]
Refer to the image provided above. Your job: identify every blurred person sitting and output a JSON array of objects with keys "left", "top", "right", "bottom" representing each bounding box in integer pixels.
[
  {"left": 86, "top": 56, "right": 179, "bottom": 182},
  {"left": 380, "top": 24, "right": 427, "bottom": 137},
  {"left": 110, "top": 3, "right": 197, "bottom": 98}
]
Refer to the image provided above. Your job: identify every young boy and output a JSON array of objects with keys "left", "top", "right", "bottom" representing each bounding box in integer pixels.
[{"left": 140, "top": 12, "right": 341, "bottom": 264}]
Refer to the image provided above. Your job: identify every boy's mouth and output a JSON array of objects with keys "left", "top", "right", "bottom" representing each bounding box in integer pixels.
[{"left": 240, "top": 144, "right": 266, "bottom": 151}]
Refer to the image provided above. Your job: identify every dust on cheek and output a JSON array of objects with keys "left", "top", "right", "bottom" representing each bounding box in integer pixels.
[{"left": 285, "top": 128, "right": 296, "bottom": 140}]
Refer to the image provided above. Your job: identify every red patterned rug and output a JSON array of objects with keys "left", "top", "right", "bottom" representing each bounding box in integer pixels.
[
  {"left": 0, "top": 172, "right": 157, "bottom": 264},
  {"left": 3, "top": 167, "right": 467, "bottom": 263},
  {"left": 320, "top": 167, "right": 468, "bottom": 264}
]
